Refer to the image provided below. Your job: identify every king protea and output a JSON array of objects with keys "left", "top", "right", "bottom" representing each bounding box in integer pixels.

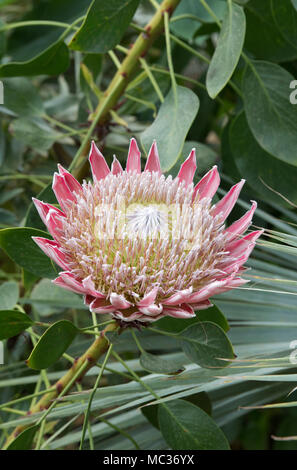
[{"left": 32, "top": 139, "right": 261, "bottom": 324}]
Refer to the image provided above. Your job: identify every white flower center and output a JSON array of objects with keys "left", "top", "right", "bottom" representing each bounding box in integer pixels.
[{"left": 126, "top": 204, "right": 168, "bottom": 238}]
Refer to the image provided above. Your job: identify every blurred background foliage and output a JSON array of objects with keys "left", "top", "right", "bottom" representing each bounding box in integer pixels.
[{"left": 1, "top": 0, "right": 297, "bottom": 450}]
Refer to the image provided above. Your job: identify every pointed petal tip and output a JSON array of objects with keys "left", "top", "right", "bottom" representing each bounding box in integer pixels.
[{"left": 126, "top": 137, "right": 141, "bottom": 173}]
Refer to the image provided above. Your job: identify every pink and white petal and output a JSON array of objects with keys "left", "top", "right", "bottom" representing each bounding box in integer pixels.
[
  {"left": 193, "top": 166, "right": 220, "bottom": 201},
  {"left": 185, "top": 277, "right": 234, "bottom": 304},
  {"left": 137, "top": 286, "right": 159, "bottom": 308},
  {"left": 89, "top": 141, "right": 110, "bottom": 181},
  {"left": 126, "top": 138, "right": 141, "bottom": 173},
  {"left": 52, "top": 173, "right": 77, "bottom": 212},
  {"left": 45, "top": 209, "right": 65, "bottom": 239},
  {"left": 82, "top": 276, "right": 105, "bottom": 299},
  {"left": 89, "top": 297, "right": 116, "bottom": 314},
  {"left": 57, "top": 164, "right": 82, "bottom": 195},
  {"left": 138, "top": 304, "right": 163, "bottom": 315},
  {"left": 190, "top": 300, "right": 213, "bottom": 311},
  {"left": 226, "top": 230, "right": 263, "bottom": 258},
  {"left": 162, "top": 287, "right": 193, "bottom": 306},
  {"left": 32, "top": 198, "right": 65, "bottom": 227},
  {"left": 225, "top": 201, "right": 257, "bottom": 241},
  {"left": 177, "top": 149, "right": 196, "bottom": 186},
  {"left": 53, "top": 272, "right": 86, "bottom": 295},
  {"left": 144, "top": 140, "right": 162, "bottom": 175},
  {"left": 163, "top": 304, "right": 195, "bottom": 319},
  {"left": 32, "top": 237, "right": 69, "bottom": 270},
  {"left": 212, "top": 179, "right": 245, "bottom": 221},
  {"left": 110, "top": 293, "right": 132, "bottom": 309},
  {"left": 111, "top": 155, "right": 123, "bottom": 175}
]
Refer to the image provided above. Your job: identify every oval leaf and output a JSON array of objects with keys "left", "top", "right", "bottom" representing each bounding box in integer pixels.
[
  {"left": 70, "top": 0, "right": 140, "bottom": 53},
  {"left": 0, "top": 310, "right": 33, "bottom": 340},
  {"left": 0, "top": 227, "right": 57, "bottom": 279},
  {"left": 140, "top": 351, "right": 185, "bottom": 375},
  {"left": 179, "top": 321, "right": 234, "bottom": 368},
  {"left": 206, "top": 2, "right": 246, "bottom": 98},
  {"left": 0, "top": 281, "right": 19, "bottom": 310},
  {"left": 0, "top": 40, "right": 69, "bottom": 78},
  {"left": 229, "top": 112, "right": 297, "bottom": 205},
  {"left": 141, "top": 85, "right": 199, "bottom": 172},
  {"left": 6, "top": 425, "right": 38, "bottom": 450},
  {"left": 155, "top": 304, "right": 229, "bottom": 333},
  {"left": 27, "top": 320, "right": 78, "bottom": 370},
  {"left": 242, "top": 60, "right": 297, "bottom": 166},
  {"left": 158, "top": 399, "right": 230, "bottom": 450}
]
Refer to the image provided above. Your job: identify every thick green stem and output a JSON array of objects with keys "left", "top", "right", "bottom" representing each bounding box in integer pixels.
[
  {"left": 2, "top": 322, "right": 118, "bottom": 450},
  {"left": 70, "top": 0, "right": 181, "bottom": 178}
]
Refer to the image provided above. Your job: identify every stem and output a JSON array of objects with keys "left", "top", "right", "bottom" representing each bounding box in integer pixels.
[
  {"left": 79, "top": 343, "right": 113, "bottom": 449},
  {"left": 164, "top": 11, "right": 177, "bottom": 99},
  {"left": 70, "top": 0, "right": 182, "bottom": 177},
  {"left": 2, "top": 322, "right": 119, "bottom": 450}
]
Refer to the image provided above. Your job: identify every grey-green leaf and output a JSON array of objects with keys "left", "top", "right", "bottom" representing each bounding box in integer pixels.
[
  {"left": 69, "top": 0, "right": 140, "bottom": 53},
  {"left": 0, "top": 281, "right": 19, "bottom": 310},
  {"left": 206, "top": 2, "right": 246, "bottom": 98},
  {"left": 141, "top": 86, "right": 199, "bottom": 172},
  {"left": 27, "top": 320, "right": 78, "bottom": 370},
  {"left": 242, "top": 60, "right": 297, "bottom": 166},
  {"left": 11, "top": 117, "right": 61, "bottom": 151},
  {"left": 158, "top": 399, "right": 230, "bottom": 450},
  {"left": 1, "top": 77, "right": 44, "bottom": 117},
  {"left": 140, "top": 351, "right": 185, "bottom": 375},
  {"left": 179, "top": 321, "right": 234, "bottom": 368}
]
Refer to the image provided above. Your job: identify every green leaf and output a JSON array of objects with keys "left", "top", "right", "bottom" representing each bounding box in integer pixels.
[
  {"left": 25, "top": 183, "right": 57, "bottom": 231},
  {"left": 27, "top": 320, "right": 78, "bottom": 370},
  {"left": 197, "top": 305, "right": 230, "bottom": 333},
  {"left": 140, "top": 351, "right": 185, "bottom": 375},
  {"left": 292, "top": 0, "right": 297, "bottom": 12},
  {"left": 179, "top": 321, "right": 234, "bottom": 368},
  {"left": 11, "top": 117, "right": 61, "bottom": 151},
  {"left": 245, "top": 0, "right": 297, "bottom": 62},
  {"left": 206, "top": 2, "right": 245, "bottom": 98},
  {"left": 158, "top": 399, "right": 230, "bottom": 450},
  {"left": 1, "top": 77, "right": 44, "bottom": 117},
  {"left": 271, "top": 0, "right": 297, "bottom": 48},
  {"left": 242, "top": 60, "right": 297, "bottom": 167},
  {"left": 229, "top": 112, "right": 297, "bottom": 205},
  {"left": 0, "top": 281, "right": 19, "bottom": 310},
  {"left": 155, "top": 304, "right": 229, "bottom": 333},
  {"left": 6, "top": 425, "right": 38, "bottom": 450},
  {"left": 141, "top": 404, "right": 159, "bottom": 430},
  {"left": 0, "top": 19, "right": 6, "bottom": 58},
  {"left": 0, "top": 39, "right": 69, "bottom": 78},
  {"left": 69, "top": 0, "right": 140, "bottom": 53},
  {"left": 141, "top": 86, "right": 199, "bottom": 172},
  {"left": 0, "top": 310, "right": 33, "bottom": 340},
  {"left": 0, "top": 227, "right": 57, "bottom": 279}
]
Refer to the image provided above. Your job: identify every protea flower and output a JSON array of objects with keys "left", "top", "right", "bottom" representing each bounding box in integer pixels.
[{"left": 32, "top": 139, "right": 261, "bottom": 324}]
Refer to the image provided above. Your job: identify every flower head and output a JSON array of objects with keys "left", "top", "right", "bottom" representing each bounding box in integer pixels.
[{"left": 32, "top": 139, "right": 262, "bottom": 324}]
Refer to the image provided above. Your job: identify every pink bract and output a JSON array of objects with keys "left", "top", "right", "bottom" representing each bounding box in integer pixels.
[{"left": 32, "top": 139, "right": 262, "bottom": 324}]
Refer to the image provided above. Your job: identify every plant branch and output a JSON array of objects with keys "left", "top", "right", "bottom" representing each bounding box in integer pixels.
[
  {"left": 70, "top": 0, "right": 182, "bottom": 178},
  {"left": 2, "top": 321, "right": 119, "bottom": 450}
]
